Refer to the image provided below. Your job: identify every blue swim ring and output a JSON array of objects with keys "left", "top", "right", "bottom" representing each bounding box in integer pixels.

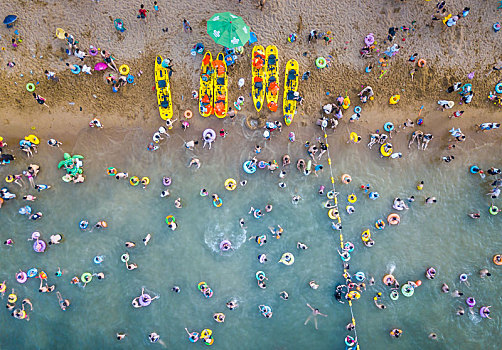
[
  {"left": 461, "top": 83, "right": 472, "bottom": 93},
  {"left": 470, "top": 165, "right": 480, "bottom": 174},
  {"left": 495, "top": 83, "right": 502, "bottom": 94},
  {"left": 126, "top": 74, "right": 134, "bottom": 84},
  {"left": 94, "top": 255, "right": 104, "bottom": 264},
  {"left": 384, "top": 122, "right": 394, "bottom": 132},
  {"left": 71, "top": 65, "right": 81, "bottom": 75},
  {"left": 27, "top": 268, "right": 38, "bottom": 278},
  {"left": 354, "top": 106, "right": 362, "bottom": 113},
  {"left": 354, "top": 271, "right": 366, "bottom": 282},
  {"left": 243, "top": 161, "right": 256, "bottom": 174}
]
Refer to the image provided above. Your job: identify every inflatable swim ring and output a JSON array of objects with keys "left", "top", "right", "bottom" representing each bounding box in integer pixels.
[
  {"left": 344, "top": 241, "right": 354, "bottom": 252},
  {"left": 26, "top": 83, "right": 35, "bottom": 92},
  {"left": 33, "top": 239, "right": 47, "bottom": 253},
  {"left": 140, "top": 177, "right": 150, "bottom": 186},
  {"left": 355, "top": 271, "right": 366, "bottom": 282},
  {"left": 8, "top": 293, "right": 17, "bottom": 304},
  {"left": 224, "top": 178, "right": 237, "bottom": 191},
  {"left": 129, "top": 176, "right": 140, "bottom": 186},
  {"left": 258, "top": 161, "right": 268, "bottom": 169},
  {"left": 119, "top": 64, "right": 130, "bottom": 75},
  {"left": 328, "top": 208, "right": 339, "bottom": 220},
  {"left": 354, "top": 106, "right": 361, "bottom": 114},
  {"left": 94, "top": 255, "right": 104, "bottom": 264},
  {"left": 382, "top": 274, "right": 395, "bottom": 285},
  {"left": 219, "top": 240, "right": 232, "bottom": 251},
  {"left": 81, "top": 272, "right": 92, "bottom": 283},
  {"left": 162, "top": 177, "right": 171, "bottom": 186},
  {"left": 184, "top": 109, "right": 193, "bottom": 119},
  {"left": 380, "top": 143, "right": 393, "bottom": 157},
  {"left": 417, "top": 59, "right": 426, "bottom": 68},
  {"left": 107, "top": 167, "right": 117, "bottom": 176},
  {"left": 401, "top": 283, "right": 414, "bottom": 297},
  {"left": 387, "top": 213, "right": 400, "bottom": 225},
  {"left": 139, "top": 294, "right": 152, "bottom": 307},
  {"left": 348, "top": 193, "right": 357, "bottom": 203},
  {"left": 347, "top": 290, "right": 361, "bottom": 300},
  {"left": 496, "top": 83, "right": 502, "bottom": 94},
  {"left": 279, "top": 252, "right": 295, "bottom": 265},
  {"left": 126, "top": 74, "right": 134, "bottom": 84},
  {"left": 315, "top": 57, "right": 327, "bottom": 69},
  {"left": 361, "top": 230, "right": 371, "bottom": 242},
  {"left": 346, "top": 205, "right": 355, "bottom": 214},
  {"left": 327, "top": 190, "right": 336, "bottom": 199},
  {"left": 493, "top": 254, "right": 502, "bottom": 266},
  {"left": 71, "top": 65, "right": 81, "bottom": 74},
  {"left": 27, "top": 268, "right": 38, "bottom": 278},
  {"left": 470, "top": 165, "right": 480, "bottom": 174},
  {"left": 384, "top": 122, "right": 394, "bottom": 132},
  {"left": 390, "top": 290, "right": 399, "bottom": 301},
  {"left": 341, "top": 174, "right": 352, "bottom": 184},
  {"left": 25, "top": 135, "right": 40, "bottom": 144},
  {"left": 79, "top": 220, "right": 89, "bottom": 230},
  {"left": 389, "top": 95, "right": 400, "bottom": 105},
  {"left": 349, "top": 132, "right": 359, "bottom": 143},
  {"left": 213, "top": 197, "right": 223, "bottom": 208},
  {"left": 201, "top": 329, "right": 212, "bottom": 339},
  {"left": 489, "top": 205, "right": 498, "bottom": 215},
  {"left": 121, "top": 253, "right": 130, "bottom": 263},
  {"left": 243, "top": 160, "right": 257, "bottom": 174},
  {"left": 165, "top": 215, "right": 175, "bottom": 225},
  {"left": 466, "top": 297, "right": 476, "bottom": 307},
  {"left": 343, "top": 96, "right": 350, "bottom": 109},
  {"left": 5, "top": 175, "right": 14, "bottom": 183},
  {"left": 375, "top": 219, "right": 385, "bottom": 230},
  {"left": 16, "top": 271, "right": 27, "bottom": 284}
]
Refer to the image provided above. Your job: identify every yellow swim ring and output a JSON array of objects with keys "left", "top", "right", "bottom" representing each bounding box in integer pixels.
[
  {"left": 119, "top": 64, "right": 130, "bottom": 76},
  {"left": 342, "top": 96, "right": 350, "bottom": 109},
  {"left": 347, "top": 291, "right": 361, "bottom": 299},
  {"left": 25, "top": 134, "right": 40, "bottom": 145},
  {"left": 201, "top": 329, "right": 212, "bottom": 338},
  {"left": 349, "top": 132, "right": 360, "bottom": 143},
  {"left": 5, "top": 175, "right": 14, "bottom": 183},
  {"left": 380, "top": 143, "right": 393, "bottom": 157},
  {"left": 326, "top": 190, "right": 335, "bottom": 199},
  {"left": 348, "top": 193, "right": 357, "bottom": 203},
  {"left": 361, "top": 229, "right": 371, "bottom": 242},
  {"left": 224, "top": 178, "right": 237, "bottom": 191},
  {"left": 8, "top": 293, "right": 17, "bottom": 303},
  {"left": 328, "top": 208, "right": 339, "bottom": 220},
  {"left": 140, "top": 177, "right": 150, "bottom": 186},
  {"left": 389, "top": 95, "right": 400, "bottom": 105},
  {"left": 55, "top": 28, "right": 66, "bottom": 40}
]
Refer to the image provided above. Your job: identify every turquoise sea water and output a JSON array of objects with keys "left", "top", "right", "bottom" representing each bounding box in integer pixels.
[{"left": 0, "top": 117, "right": 500, "bottom": 349}]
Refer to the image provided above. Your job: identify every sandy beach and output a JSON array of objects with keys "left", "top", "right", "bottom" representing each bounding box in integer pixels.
[{"left": 0, "top": 1, "right": 501, "bottom": 349}]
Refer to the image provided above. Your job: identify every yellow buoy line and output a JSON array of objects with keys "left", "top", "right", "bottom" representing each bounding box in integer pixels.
[{"left": 322, "top": 129, "right": 361, "bottom": 350}]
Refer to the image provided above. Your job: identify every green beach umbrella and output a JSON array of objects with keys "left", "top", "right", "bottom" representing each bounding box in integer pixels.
[{"left": 207, "top": 12, "right": 250, "bottom": 48}]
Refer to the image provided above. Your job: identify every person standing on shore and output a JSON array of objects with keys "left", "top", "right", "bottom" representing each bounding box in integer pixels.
[
  {"left": 183, "top": 19, "right": 192, "bottom": 33},
  {"left": 138, "top": 4, "right": 148, "bottom": 23},
  {"left": 33, "top": 93, "right": 49, "bottom": 108}
]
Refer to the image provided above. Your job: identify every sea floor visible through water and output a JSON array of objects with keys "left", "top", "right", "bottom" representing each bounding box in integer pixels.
[{"left": 0, "top": 116, "right": 500, "bottom": 350}]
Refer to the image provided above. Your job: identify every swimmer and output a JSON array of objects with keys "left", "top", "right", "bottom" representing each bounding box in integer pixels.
[
  {"left": 280, "top": 291, "right": 289, "bottom": 300},
  {"left": 125, "top": 241, "right": 136, "bottom": 248},
  {"left": 240, "top": 180, "right": 247, "bottom": 186},
  {"left": 93, "top": 272, "right": 105, "bottom": 280},
  {"left": 188, "top": 158, "right": 200, "bottom": 169},
  {"left": 452, "top": 290, "right": 463, "bottom": 297},
  {"left": 39, "top": 279, "right": 55, "bottom": 293},
  {"left": 126, "top": 263, "right": 138, "bottom": 271},
  {"left": 468, "top": 212, "right": 481, "bottom": 219},
  {"left": 279, "top": 182, "right": 287, "bottom": 188},
  {"left": 390, "top": 329, "right": 403, "bottom": 338},
  {"left": 239, "top": 218, "right": 246, "bottom": 229},
  {"left": 292, "top": 195, "right": 302, "bottom": 204},
  {"left": 441, "top": 283, "right": 449, "bottom": 293},
  {"left": 425, "top": 197, "right": 437, "bottom": 204},
  {"left": 309, "top": 280, "right": 319, "bottom": 290},
  {"left": 29, "top": 212, "right": 43, "bottom": 221},
  {"left": 4, "top": 239, "right": 14, "bottom": 246},
  {"left": 456, "top": 307, "right": 465, "bottom": 316},
  {"left": 22, "top": 195, "right": 37, "bottom": 201},
  {"left": 479, "top": 269, "right": 491, "bottom": 278},
  {"left": 248, "top": 234, "right": 267, "bottom": 246},
  {"left": 368, "top": 276, "right": 375, "bottom": 285},
  {"left": 297, "top": 159, "right": 306, "bottom": 172},
  {"left": 297, "top": 242, "right": 309, "bottom": 250},
  {"left": 56, "top": 291, "right": 70, "bottom": 311},
  {"left": 304, "top": 303, "right": 327, "bottom": 330},
  {"left": 115, "top": 172, "right": 128, "bottom": 179},
  {"left": 34, "top": 184, "right": 51, "bottom": 192},
  {"left": 21, "top": 298, "right": 33, "bottom": 311},
  {"left": 174, "top": 198, "right": 182, "bottom": 208},
  {"left": 373, "top": 292, "right": 386, "bottom": 309},
  {"left": 116, "top": 333, "right": 127, "bottom": 341},
  {"left": 279, "top": 170, "right": 286, "bottom": 179},
  {"left": 49, "top": 234, "right": 63, "bottom": 245},
  {"left": 160, "top": 190, "right": 170, "bottom": 198},
  {"left": 282, "top": 154, "right": 291, "bottom": 167},
  {"left": 152, "top": 132, "right": 163, "bottom": 143},
  {"left": 148, "top": 333, "right": 160, "bottom": 343},
  {"left": 143, "top": 233, "right": 151, "bottom": 246},
  {"left": 258, "top": 254, "right": 267, "bottom": 263},
  {"left": 92, "top": 221, "right": 106, "bottom": 230},
  {"left": 346, "top": 323, "right": 355, "bottom": 331},
  {"left": 258, "top": 280, "right": 266, "bottom": 289},
  {"left": 334, "top": 285, "right": 345, "bottom": 304},
  {"left": 265, "top": 204, "right": 273, "bottom": 212},
  {"left": 172, "top": 286, "right": 180, "bottom": 293},
  {"left": 213, "top": 312, "right": 225, "bottom": 323},
  {"left": 226, "top": 300, "right": 238, "bottom": 310}
]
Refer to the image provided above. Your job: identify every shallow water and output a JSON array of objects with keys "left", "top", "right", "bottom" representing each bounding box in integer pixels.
[{"left": 0, "top": 118, "right": 500, "bottom": 350}]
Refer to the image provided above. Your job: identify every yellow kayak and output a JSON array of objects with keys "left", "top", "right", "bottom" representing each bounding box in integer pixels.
[
  {"left": 155, "top": 55, "right": 173, "bottom": 120},
  {"left": 199, "top": 52, "right": 214, "bottom": 117},
  {"left": 265, "top": 45, "right": 279, "bottom": 112},
  {"left": 251, "top": 45, "right": 266, "bottom": 112},
  {"left": 213, "top": 52, "right": 228, "bottom": 118},
  {"left": 283, "top": 59, "right": 299, "bottom": 126}
]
